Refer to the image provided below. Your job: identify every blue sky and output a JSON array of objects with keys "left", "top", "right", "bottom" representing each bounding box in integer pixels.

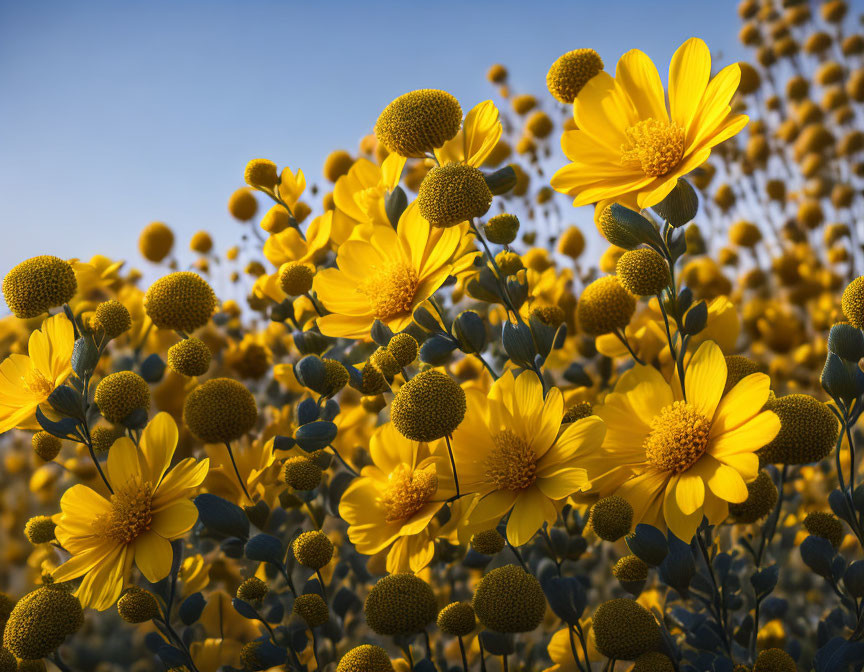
[{"left": 0, "top": 0, "right": 748, "bottom": 277}]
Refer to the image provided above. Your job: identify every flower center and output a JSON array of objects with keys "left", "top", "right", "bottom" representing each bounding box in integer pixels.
[
  {"left": 24, "top": 369, "right": 54, "bottom": 397},
  {"left": 358, "top": 261, "right": 419, "bottom": 320},
  {"left": 484, "top": 430, "right": 537, "bottom": 491},
  {"left": 93, "top": 481, "right": 154, "bottom": 544},
  {"left": 621, "top": 118, "right": 686, "bottom": 177},
  {"left": 643, "top": 401, "right": 711, "bottom": 474},
  {"left": 381, "top": 464, "right": 438, "bottom": 523}
]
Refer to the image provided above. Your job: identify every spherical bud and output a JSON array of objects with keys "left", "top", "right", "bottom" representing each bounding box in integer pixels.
[
  {"left": 591, "top": 598, "right": 661, "bottom": 660},
  {"left": 390, "top": 370, "right": 466, "bottom": 442},
  {"left": 283, "top": 456, "right": 322, "bottom": 491},
  {"left": 260, "top": 205, "right": 293, "bottom": 234},
  {"left": 386, "top": 333, "right": 419, "bottom": 368},
  {"left": 803, "top": 511, "right": 844, "bottom": 549},
  {"left": 531, "top": 305, "right": 565, "bottom": 327},
  {"left": 738, "top": 63, "right": 761, "bottom": 95},
  {"left": 758, "top": 394, "right": 838, "bottom": 465},
  {"left": 236, "top": 577, "right": 269, "bottom": 603},
  {"left": 323, "top": 150, "right": 354, "bottom": 183},
  {"left": 91, "top": 425, "right": 122, "bottom": 456},
  {"left": 417, "top": 164, "right": 493, "bottom": 228},
  {"left": 2, "top": 587, "right": 84, "bottom": 660},
  {"left": 2, "top": 256, "right": 77, "bottom": 319},
  {"left": 293, "top": 593, "right": 329, "bottom": 628},
  {"left": 92, "top": 300, "right": 132, "bottom": 340},
  {"left": 32, "top": 432, "right": 61, "bottom": 462},
  {"left": 228, "top": 187, "right": 258, "bottom": 221},
  {"left": 0, "top": 649, "right": 14, "bottom": 672},
  {"left": 336, "top": 645, "right": 394, "bottom": 672},
  {"left": 471, "top": 528, "right": 505, "bottom": 556},
  {"left": 437, "top": 602, "right": 476, "bottom": 637},
  {"left": 632, "top": 652, "right": 676, "bottom": 672},
  {"left": 472, "top": 565, "right": 546, "bottom": 633},
  {"left": 753, "top": 647, "right": 797, "bottom": 672},
  {"left": 577, "top": 276, "right": 636, "bottom": 336},
  {"left": 842, "top": 276, "right": 864, "bottom": 329},
  {"left": 589, "top": 495, "right": 633, "bottom": 541},
  {"left": 487, "top": 64, "right": 508, "bottom": 84},
  {"left": 292, "top": 531, "right": 333, "bottom": 570},
  {"left": 375, "top": 89, "right": 462, "bottom": 158},
  {"left": 729, "top": 220, "right": 763, "bottom": 248},
  {"left": 364, "top": 574, "right": 437, "bottom": 636},
  {"left": 144, "top": 272, "right": 216, "bottom": 333},
  {"left": 613, "top": 555, "right": 649, "bottom": 582},
  {"left": 183, "top": 378, "right": 257, "bottom": 444},
  {"left": 484, "top": 214, "right": 520, "bottom": 245},
  {"left": 558, "top": 226, "right": 585, "bottom": 259},
  {"left": 244, "top": 159, "right": 279, "bottom": 191},
  {"left": 94, "top": 371, "right": 151, "bottom": 424},
  {"left": 138, "top": 222, "right": 175, "bottom": 263},
  {"left": 616, "top": 249, "right": 669, "bottom": 297},
  {"left": 23, "top": 517, "right": 55, "bottom": 545},
  {"left": 495, "top": 250, "right": 523, "bottom": 276},
  {"left": 729, "top": 471, "right": 778, "bottom": 523},
  {"left": 117, "top": 586, "right": 160, "bottom": 623},
  {"left": 370, "top": 347, "right": 401, "bottom": 380},
  {"left": 279, "top": 262, "right": 314, "bottom": 296},
  {"left": 563, "top": 402, "right": 593, "bottom": 424},
  {"left": 526, "top": 111, "right": 553, "bottom": 139},
  {"left": 546, "top": 49, "right": 604, "bottom": 103},
  {"left": 167, "top": 337, "right": 212, "bottom": 377}
]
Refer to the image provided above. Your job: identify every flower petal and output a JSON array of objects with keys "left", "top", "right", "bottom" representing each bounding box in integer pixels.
[{"left": 684, "top": 340, "right": 726, "bottom": 419}]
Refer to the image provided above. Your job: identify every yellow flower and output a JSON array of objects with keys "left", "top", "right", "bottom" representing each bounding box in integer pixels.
[
  {"left": 451, "top": 370, "right": 606, "bottom": 545},
  {"left": 339, "top": 422, "right": 456, "bottom": 573},
  {"left": 313, "top": 204, "right": 476, "bottom": 339},
  {"left": 578, "top": 340, "right": 780, "bottom": 541},
  {"left": 552, "top": 38, "right": 747, "bottom": 213},
  {"left": 0, "top": 314, "right": 74, "bottom": 433},
  {"left": 203, "top": 436, "right": 281, "bottom": 506},
  {"left": 332, "top": 153, "right": 407, "bottom": 241},
  {"left": 52, "top": 412, "right": 209, "bottom": 610},
  {"left": 434, "top": 100, "right": 504, "bottom": 168},
  {"left": 263, "top": 210, "right": 332, "bottom": 269}
]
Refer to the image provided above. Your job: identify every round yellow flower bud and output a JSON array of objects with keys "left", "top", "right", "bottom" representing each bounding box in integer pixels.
[
  {"left": 803, "top": 511, "right": 844, "bottom": 548},
  {"left": 117, "top": 586, "right": 160, "bottom": 624},
  {"left": 374, "top": 90, "right": 462, "bottom": 158},
  {"left": 558, "top": 226, "right": 585, "bottom": 259},
  {"left": 472, "top": 565, "right": 546, "bottom": 633},
  {"left": 292, "top": 531, "right": 333, "bottom": 570},
  {"left": 437, "top": 602, "right": 476, "bottom": 637},
  {"left": 525, "top": 111, "right": 553, "bottom": 139},
  {"left": 591, "top": 598, "right": 661, "bottom": 660},
  {"left": 323, "top": 150, "right": 354, "bottom": 183},
  {"left": 244, "top": 159, "right": 279, "bottom": 191},
  {"left": 487, "top": 64, "right": 508, "bottom": 84},
  {"left": 23, "top": 517, "right": 55, "bottom": 545},
  {"left": 283, "top": 456, "right": 322, "bottom": 491},
  {"left": 577, "top": 276, "right": 636, "bottom": 336},
  {"left": 546, "top": 48, "right": 604, "bottom": 103},
  {"left": 322, "top": 359, "right": 349, "bottom": 396},
  {"left": 336, "top": 645, "right": 394, "bottom": 672},
  {"left": 144, "top": 272, "right": 216, "bottom": 333},
  {"left": 729, "top": 220, "right": 763, "bottom": 248},
  {"left": 390, "top": 370, "right": 466, "bottom": 442},
  {"left": 386, "top": 333, "right": 419, "bottom": 368},
  {"left": 729, "top": 471, "right": 778, "bottom": 523},
  {"left": 2, "top": 587, "right": 83, "bottom": 660},
  {"left": 589, "top": 495, "right": 633, "bottom": 541},
  {"left": 91, "top": 426, "right": 122, "bottom": 456},
  {"left": 167, "top": 337, "right": 212, "bottom": 377},
  {"left": 633, "top": 652, "right": 676, "bottom": 672},
  {"left": 94, "top": 371, "right": 151, "bottom": 424},
  {"left": 279, "top": 262, "right": 314, "bottom": 296},
  {"left": 183, "top": 378, "right": 257, "bottom": 444},
  {"left": 139, "top": 222, "right": 175, "bottom": 263},
  {"left": 842, "top": 276, "right": 864, "bottom": 328},
  {"left": 32, "top": 432, "right": 61, "bottom": 462},
  {"left": 484, "top": 214, "right": 520, "bottom": 245},
  {"left": 471, "top": 528, "right": 505, "bottom": 555},
  {"left": 613, "top": 555, "right": 649, "bottom": 582},
  {"left": 0, "top": 648, "right": 14, "bottom": 672},
  {"left": 90, "top": 300, "right": 132, "bottom": 341},
  {"left": 2, "top": 256, "right": 77, "bottom": 319},
  {"left": 236, "top": 577, "right": 268, "bottom": 602},
  {"left": 417, "top": 163, "right": 493, "bottom": 228},
  {"left": 260, "top": 205, "right": 293, "bottom": 234},
  {"left": 364, "top": 574, "right": 437, "bottom": 636},
  {"left": 616, "top": 249, "right": 669, "bottom": 297},
  {"left": 228, "top": 187, "right": 258, "bottom": 221},
  {"left": 753, "top": 647, "right": 797, "bottom": 672},
  {"left": 293, "top": 593, "right": 329, "bottom": 628},
  {"left": 189, "top": 230, "right": 213, "bottom": 254},
  {"left": 758, "top": 394, "right": 838, "bottom": 465}
]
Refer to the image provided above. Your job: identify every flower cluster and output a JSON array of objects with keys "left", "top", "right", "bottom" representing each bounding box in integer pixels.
[{"left": 2, "top": 3, "right": 864, "bottom": 671}]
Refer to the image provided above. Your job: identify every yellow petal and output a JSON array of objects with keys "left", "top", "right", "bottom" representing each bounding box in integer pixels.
[
  {"left": 134, "top": 530, "right": 173, "bottom": 583},
  {"left": 536, "top": 468, "right": 588, "bottom": 500},
  {"left": 663, "top": 476, "right": 702, "bottom": 541},
  {"left": 709, "top": 410, "right": 780, "bottom": 457},
  {"left": 684, "top": 340, "right": 726, "bottom": 418},
  {"left": 669, "top": 38, "right": 711, "bottom": 131},
  {"left": 710, "top": 373, "right": 772, "bottom": 437},
  {"left": 140, "top": 412, "right": 178, "bottom": 484},
  {"left": 150, "top": 499, "right": 199, "bottom": 539},
  {"left": 615, "top": 49, "right": 668, "bottom": 123},
  {"left": 107, "top": 437, "right": 142, "bottom": 490},
  {"left": 675, "top": 472, "right": 705, "bottom": 516},
  {"left": 506, "top": 487, "right": 556, "bottom": 547}
]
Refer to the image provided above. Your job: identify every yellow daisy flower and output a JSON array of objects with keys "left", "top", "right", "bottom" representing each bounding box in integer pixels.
[
  {"left": 578, "top": 340, "right": 780, "bottom": 541},
  {"left": 0, "top": 314, "right": 74, "bottom": 434},
  {"left": 332, "top": 153, "right": 407, "bottom": 240},
  {"left": 313, "top": 205, "right": 476, "bottom": 339},
  {"left": 551, "top": 37, "right": 748, "bottom": 212},
  {"left": 52, "top": 412, "right": 209, "bottom": 610},
  {"left": 338, "top": 422, "right": 456, "bottom": 573},
  {"left": 450, "top": 370, "right": 606, "bottom": 546},
  {"left": 433, "top": 100, "right": 503, "bottom": 168}
]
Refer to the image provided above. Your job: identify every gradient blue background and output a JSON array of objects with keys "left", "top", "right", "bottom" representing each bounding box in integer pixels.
[{"left": 0, "top": 0, "right": 748, "bottom": 278}]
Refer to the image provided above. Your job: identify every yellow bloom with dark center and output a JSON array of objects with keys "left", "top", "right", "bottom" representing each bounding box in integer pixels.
[
  {"left": 450, "top": 370, "right": 606, "bottom": 545},
  {"left": 52, "top": 412, "right": 209, "bottom": 610},
  {"left": 577, "top": 340, "right": 780, "bottom": 541},
  {"left": 552, "top": 38, "right": 748, "bottom": 214},
  {"left": 339, "top": 422, "right": 457, "bottom": 573},
  {"left": 313, "top": 206, "right": 477, "bottom": 338},
  {"left": 0, "top": 314, "right": 74, "bottom": 434}
]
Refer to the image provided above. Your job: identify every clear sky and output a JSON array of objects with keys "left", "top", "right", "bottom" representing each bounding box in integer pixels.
[{"left": 0, "top": 0, "right": 750, "bottom": 278}]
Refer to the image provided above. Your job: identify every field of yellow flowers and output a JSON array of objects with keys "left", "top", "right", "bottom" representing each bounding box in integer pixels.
[{"left": 4, "top": 1, "right": 864, "bottom": 671}]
